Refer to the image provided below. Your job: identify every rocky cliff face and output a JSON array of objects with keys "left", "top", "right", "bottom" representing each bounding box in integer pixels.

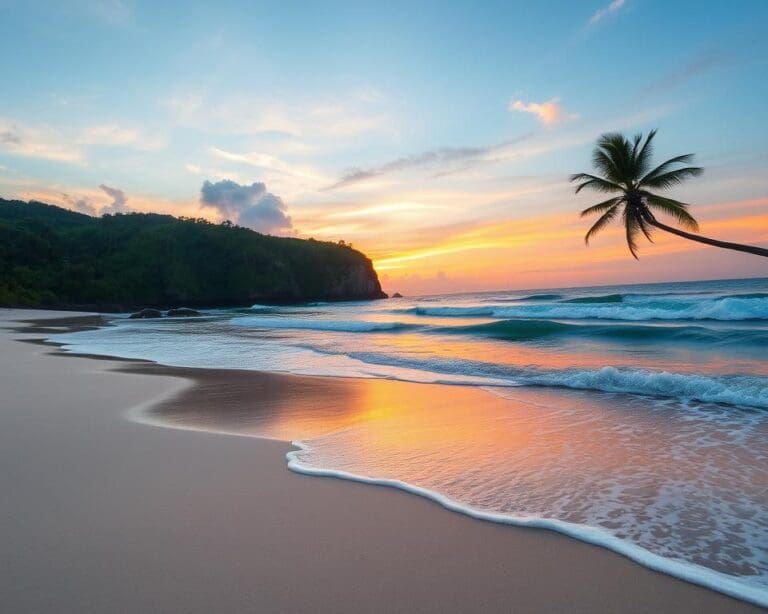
[
  {"left": 248, "top": 258, "right": 387, "bottom": 302},
  {"left": 325, "top": 260, "right": 387, "bottom": 300}
]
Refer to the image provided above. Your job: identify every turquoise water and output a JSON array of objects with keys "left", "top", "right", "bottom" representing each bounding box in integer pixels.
[{"left": 54, "top": 277, "right": 768, "bottom": 606}]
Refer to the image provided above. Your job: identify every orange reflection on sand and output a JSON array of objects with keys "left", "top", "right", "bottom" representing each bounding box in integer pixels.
[
  {"left": 330, "top": 380, "right": 534, "bottom": 457},
  {"left": 144, "top": 366, "right": 533, "bottom": 449}
]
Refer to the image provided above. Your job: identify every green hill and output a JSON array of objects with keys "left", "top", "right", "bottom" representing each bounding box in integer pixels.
[{"left": 0, "top": 198, "right": 386, "bottom": 310}]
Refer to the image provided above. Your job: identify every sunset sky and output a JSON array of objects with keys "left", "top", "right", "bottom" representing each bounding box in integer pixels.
[{"left": 1, "top": 0, "right": 767, "bottom": 294}]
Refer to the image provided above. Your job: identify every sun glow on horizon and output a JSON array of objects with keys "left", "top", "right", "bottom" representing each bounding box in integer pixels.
[{"left": 369, "top": 197, "right": 768, "bottom": 295}]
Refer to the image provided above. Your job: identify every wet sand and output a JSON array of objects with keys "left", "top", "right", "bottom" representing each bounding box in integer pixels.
[{"left": 0, "top": 308, "right": 762, "bottom": 613}]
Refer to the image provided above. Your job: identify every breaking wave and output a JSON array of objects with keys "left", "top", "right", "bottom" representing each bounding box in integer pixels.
[
  {"left": 442, "top": 319, "right": 768, "bottom": 345},
  {"left": 562, "top": 293, "right": 624, "bottom": 303},
  {"left": 333, "top": 351, "right": 768, "bottom": 410},
  {"left": 408, "top": 296, "right": 768, "bottom": 321}
]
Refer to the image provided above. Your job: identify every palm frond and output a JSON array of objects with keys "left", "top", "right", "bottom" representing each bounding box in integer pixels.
[
  {"left": 584, "top": 206, "right": 618, "bottom": 245},
  {"left": 569, "top": 173, "right": 624, "bottom": 194},
  {"left": 630, "top": 133, "right": 642, "bottom": 158},
  {"left": 623, "top": 208, "right": 641, "bottom": 259},
  {"left": 591, "top": 149, "right": 624, "bottom": 183},
  {"left": 598, "top": 133, "right": 633, "bottom": 180},
  {"left": 640, "top": 166, "right": 703, "bottom": 189},
  {"left": 643, "top": 193, "right": 700, "bottom": 231},
  {"left": 637, "top": 213, "right": 654, "bottom": 243},
  {"left": 633, "top": 129, "right": 657, "bottom": 177},
  {"left": 580, "top": 197, "right": 622, "bottom": 218},
  {"left": 638, "top": 153, "right": 696, "bottom": 185}
]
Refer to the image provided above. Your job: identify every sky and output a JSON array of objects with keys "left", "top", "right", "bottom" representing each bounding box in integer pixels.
[{"left": 1, "top": 0, "right": 767, "bottom": 295}]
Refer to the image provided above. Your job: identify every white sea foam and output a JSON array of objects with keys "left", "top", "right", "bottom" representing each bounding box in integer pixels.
[
  {"left": 527, "top": 366, "right": 768, "bottom": 409},
  {"left": 247, "top": 304, "right": 276, "bottom": 313},
  {"left": 410, "top": 296, "right": 768, "bottom": 321},
  {"left": 339, "top": 351, "right": 768, "bottom": 410}
]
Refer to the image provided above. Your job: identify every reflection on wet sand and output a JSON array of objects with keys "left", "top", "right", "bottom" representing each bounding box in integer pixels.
[
  {"left": 136, "top": 365, "right": 515, "bottom": 442},
  {"left": 135, "top": 363, "right": 768, "bottom": 587}
]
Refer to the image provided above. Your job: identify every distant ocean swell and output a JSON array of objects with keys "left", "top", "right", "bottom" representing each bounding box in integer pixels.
[
  {"left": 404, "top": 295, "right": 768, "bottom": 320},
  {"left": 514, "top": 293, "right": 564, "bottom": 301},
  {"left": 231, "top": 315, "right": 768, "bottom": 346},
  {"left": 442, "top": 318, "right": 768, "bottom": 344},
  {"left": 509, "top": 291, "right": 768, "bottom": 304}
]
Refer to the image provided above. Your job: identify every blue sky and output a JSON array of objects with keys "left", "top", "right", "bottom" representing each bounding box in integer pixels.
[{"left": 1, "top": 0, "right": 767, "bottom": 292}]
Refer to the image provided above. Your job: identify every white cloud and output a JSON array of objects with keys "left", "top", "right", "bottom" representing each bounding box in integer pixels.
[
  {"left": 160, "top": 91, "right": 394, "bottom": 143},
  {"left": 99, "top": 184, "right": 128, "bottom": 214},
  {"left": 325, "top": 133, "right": 534, "bottom": 191},
  {"left": 54, "top": 184, "right": 127, "bottom": 216},
  {"left": 77, "top": 124, "right": 164, "bottom": 149},
  {"left": 11, "top": 183, "right": 203, "bottom": 219},
  {"left": 244, "top": 106, "right": 303, "bottom": 137},
  {"left": 0, "top": 118, "right": 163, "bottom": 164},
  {"left": 508, "top": 97, "right": 576, "bottom": 127},
  {"left": 62, "top": 193, "right": 97, "bottom": 216},
  {"left": 209, "top": 147, "right": 330, "bottom": 185},
  {"left": 324, "top": 103, "right": 675, "bottom": 193},
  {"left": 0, "top": 118, "right": 83, "bottom": 163},
  {"left": 327, "top": 202, "right": 442, "bottom": 220},
  {"left": 199, "top": 179, "right": 293, "bottom": 235},
  {"left": 589, "top": 0, "right": 626, "bottom": 25}
]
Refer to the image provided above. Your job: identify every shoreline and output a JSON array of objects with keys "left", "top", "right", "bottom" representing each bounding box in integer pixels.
[{"left": 1, "top": 308, "right": 764, "bottom": 613}]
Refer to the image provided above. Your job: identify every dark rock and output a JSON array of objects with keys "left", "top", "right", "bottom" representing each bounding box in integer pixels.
[
  {"left": 128, "top": 308, "right": 163, "bottom": 319},
  {"left": 167, "top": 307, "right": 202, "bottom": 317},
  {"left": 322, "top": 261, "right": 388, "bottom": 300},
  {"left": 248, "top": 259, "right": 388, "bottom": 302},
  {"left": 391, "top": 292, "right": 403, "bottom": 298}
]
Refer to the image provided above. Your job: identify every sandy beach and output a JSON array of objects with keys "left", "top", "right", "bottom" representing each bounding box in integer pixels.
[{"left": 0, "top": 308, "right": 763, "bottom": 613}]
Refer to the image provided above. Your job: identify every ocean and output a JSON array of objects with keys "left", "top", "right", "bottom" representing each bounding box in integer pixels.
[{"left": 53, "top": 277, "right": 768, "bottom": 606}]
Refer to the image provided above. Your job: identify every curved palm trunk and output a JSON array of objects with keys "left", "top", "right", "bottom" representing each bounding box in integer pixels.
[{"left": 646, "top": 218, "right": 768, "bottom": 258}]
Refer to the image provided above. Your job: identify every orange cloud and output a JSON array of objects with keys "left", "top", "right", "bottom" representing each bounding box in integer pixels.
[
  {"left": 509, "top": 98, "right": 576, "bottom": 127},
  {"left": 18, "top": 187, "right": 202, "bottom": 219}
]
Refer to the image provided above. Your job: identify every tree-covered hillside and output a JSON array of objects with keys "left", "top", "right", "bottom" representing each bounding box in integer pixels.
[{"left": 0, "top": 198, "right": 386, "bottom": 309}]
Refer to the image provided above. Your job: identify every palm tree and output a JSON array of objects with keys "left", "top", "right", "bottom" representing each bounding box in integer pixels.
[{"left": 571, "top": 130, "right": 768, "bottom": 258}]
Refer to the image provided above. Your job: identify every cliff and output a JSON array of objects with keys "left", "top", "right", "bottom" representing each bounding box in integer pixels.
[{"left": 0, "top": 198, "right": 387, "bottom": 310}]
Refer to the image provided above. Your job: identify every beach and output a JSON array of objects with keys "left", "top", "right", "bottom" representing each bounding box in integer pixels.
[{"left": 0, "top": 308, "right": 762, "bottom": 613}]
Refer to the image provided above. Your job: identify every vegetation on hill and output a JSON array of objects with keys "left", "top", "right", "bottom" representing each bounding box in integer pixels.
[{"left": 0, "top": 198, "right": 386, "bottom": 309}]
